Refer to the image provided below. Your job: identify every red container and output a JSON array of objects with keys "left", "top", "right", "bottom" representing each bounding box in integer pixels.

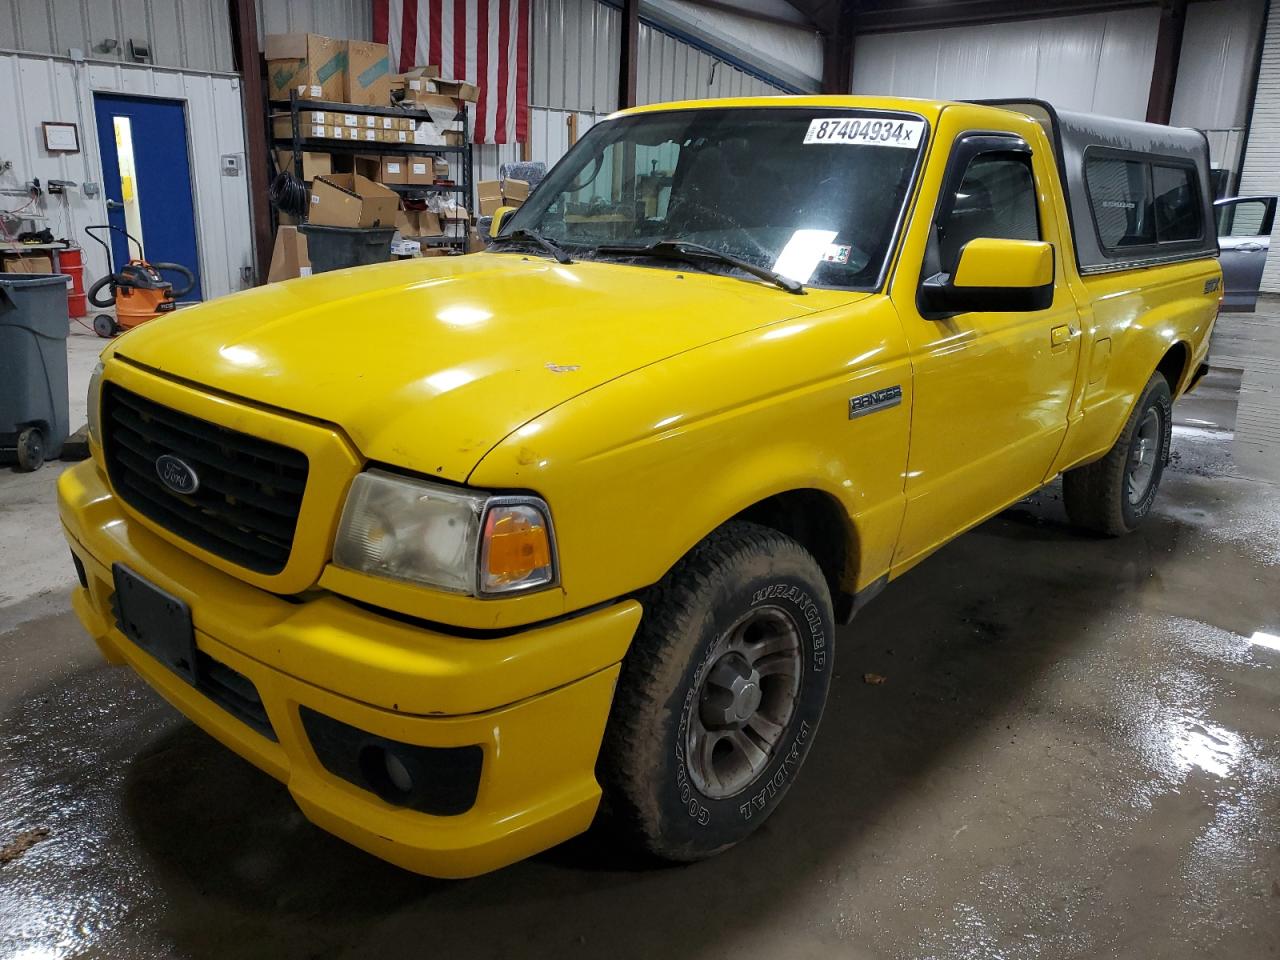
[{"left": 58, "top": 246, "right": 87, "bottom": 319}]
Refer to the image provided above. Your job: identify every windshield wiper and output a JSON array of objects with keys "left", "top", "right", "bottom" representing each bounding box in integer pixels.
[
  {"left": 592, "top": 240, "right": 803, "bottom": 294},
  {"left": 491, "top": 228, "right": 573, "bottom": 264}
]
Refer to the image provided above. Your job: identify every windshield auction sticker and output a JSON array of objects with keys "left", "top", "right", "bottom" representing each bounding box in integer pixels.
[{"left": 803, "top": 118, "right": 925, "bottom": 148}]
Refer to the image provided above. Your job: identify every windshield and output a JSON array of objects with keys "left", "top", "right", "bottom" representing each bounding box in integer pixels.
[{"left": 501, "top": 107, "right": 928, "bottom": 289}]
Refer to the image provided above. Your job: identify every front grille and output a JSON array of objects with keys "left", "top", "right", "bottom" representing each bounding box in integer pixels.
[{"left": 102, "top": 383, "right": 309, "bottom": 574}]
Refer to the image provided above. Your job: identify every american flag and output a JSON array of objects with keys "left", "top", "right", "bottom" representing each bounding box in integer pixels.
[{"left": 372, "top": 0, "right": 530, "bottom": 145}]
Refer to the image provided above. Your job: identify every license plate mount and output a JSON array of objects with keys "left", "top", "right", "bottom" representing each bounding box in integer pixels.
[{"left": 112, "top": 563, "right": 198, "bottom": 685}]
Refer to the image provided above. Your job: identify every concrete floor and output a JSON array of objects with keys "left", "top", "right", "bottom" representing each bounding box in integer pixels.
[{"left": 2, "top": 311, "right": 1279, "bottom": 959}]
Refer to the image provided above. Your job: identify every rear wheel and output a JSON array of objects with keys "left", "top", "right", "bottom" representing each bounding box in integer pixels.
[
  {"left": 1063, "top": 372, "right": 1172, "bottom": 535},
  {"left": 598, "top": 521, "right": 834, "bottom": 861}
]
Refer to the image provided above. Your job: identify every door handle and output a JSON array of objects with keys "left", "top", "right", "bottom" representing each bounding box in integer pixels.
[
  {"left": 1050, "top": 324, "right": 1075, "bottom": 347},
  {"left": 105, "top": 199, "right": 122, "bottom": 210},
  {"left": 1234, "top": 242, "right": 1264, "bottom": 252}
]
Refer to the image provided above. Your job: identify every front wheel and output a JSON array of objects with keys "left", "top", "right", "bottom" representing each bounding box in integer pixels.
[
  {"left": 598, "top": 521, "right": 834, "bottom": 861},
  {"left": 1063, "top": 372, "right": 1172, "bottom": 535}
]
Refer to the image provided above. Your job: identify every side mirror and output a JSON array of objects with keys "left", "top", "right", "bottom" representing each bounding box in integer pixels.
[
  {"left": 489, "top": 206, "right": 518, "bottom": 238},
  {"left": 920, "top": 238, "right": 1054, "bottom": 316}
]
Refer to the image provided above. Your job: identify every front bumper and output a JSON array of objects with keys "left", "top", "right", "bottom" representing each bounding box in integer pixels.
[{"left": 58, "top": 459, "right": 641, "bottom": 878}]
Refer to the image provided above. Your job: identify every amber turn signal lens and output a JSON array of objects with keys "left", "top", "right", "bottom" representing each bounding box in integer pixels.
[{"left": 481, "top": 504, "right": 555, "bottom": 593}]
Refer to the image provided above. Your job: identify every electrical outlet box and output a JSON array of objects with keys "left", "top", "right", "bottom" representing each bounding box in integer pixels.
[
  {"left": 221, "top": 154, "right": 241, "bottom": 177},
  {"left": 82, "top": 181, "right": 100, "bottom": 197}
]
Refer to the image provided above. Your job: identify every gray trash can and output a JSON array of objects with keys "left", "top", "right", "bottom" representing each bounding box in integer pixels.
[{"left": 0, "top": 273, "right": 70, "bottom": 471}]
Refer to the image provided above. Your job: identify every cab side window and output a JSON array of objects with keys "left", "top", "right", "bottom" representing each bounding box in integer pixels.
[{"left": 937, "top": 153, "right": 1040, "bottom": 273}]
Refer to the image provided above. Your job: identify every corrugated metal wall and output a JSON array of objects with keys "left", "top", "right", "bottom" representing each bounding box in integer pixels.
[
  {"left": 0, "top": 50, "right": 254, "bottom": 300},
  {"left": 1239, "top": 1, "right": 1280, "bottom": 292},
  {"left": 635, "top": 19, "right": 785, "bottom": 104},
  {"left": 0, "top": 0, "right": 233, "bottom": 72},
  {"left": 256, "top": 0, "right": 371, "bottom": 46},
  {"left": 851, "top": 8, "right": 1161, "bottom": 119}
]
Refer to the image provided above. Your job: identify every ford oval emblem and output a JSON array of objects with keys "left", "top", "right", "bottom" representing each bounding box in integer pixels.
[{"left": 155, "top": 454, "right": 200, "bottom": 495}]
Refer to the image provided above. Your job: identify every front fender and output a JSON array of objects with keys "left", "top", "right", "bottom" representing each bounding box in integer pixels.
[{"left": 469, "top": 299, "right": 912, "bottom": 614}]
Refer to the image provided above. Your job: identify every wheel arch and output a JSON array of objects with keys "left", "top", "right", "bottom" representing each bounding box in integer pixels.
[
  {"left": 1156, "top": 340, "right": 1192, "bottom": 396},
  {"left": 731, "top": 488, "right": 860, "bottom": 622}
]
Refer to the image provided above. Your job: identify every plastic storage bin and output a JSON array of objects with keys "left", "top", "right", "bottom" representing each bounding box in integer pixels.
[
  {"left": 0, "top": 273, "right": 71, "bottom": 471},
  {"left": 298, "top": 225, "right": 396, "bottom": 274}
]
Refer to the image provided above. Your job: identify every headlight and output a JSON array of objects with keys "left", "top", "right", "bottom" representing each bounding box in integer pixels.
[
  {"left": 333, "top": 470, "right": 557, "bottom": 596},
  {"left": 86, "top": 360, "right": 105, "bottom": 443}
]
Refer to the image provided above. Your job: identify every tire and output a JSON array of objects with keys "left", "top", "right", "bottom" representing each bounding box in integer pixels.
[
  {"left": 16, "top": 427, "right": 45, "bottom": 472},
  {"left": 1063, "top": 372, "right": 1172, "bottom": 535},
  {"left": 598, "top": 520, "right": 834, "bottom": 862},
  {"left": 93, "top": 314, "right": 117, "bottom": 339}
]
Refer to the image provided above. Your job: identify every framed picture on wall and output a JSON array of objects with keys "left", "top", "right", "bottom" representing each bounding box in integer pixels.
[{"left": 42, "top": 122, "right": 80, "bottom": 153}]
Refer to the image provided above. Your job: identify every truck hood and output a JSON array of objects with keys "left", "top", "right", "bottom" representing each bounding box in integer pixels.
[{"left": 113, "top": 254, "right": 861, "bottom": 480}]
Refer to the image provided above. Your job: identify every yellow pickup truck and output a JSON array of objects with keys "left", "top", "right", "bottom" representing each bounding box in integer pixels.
[{"left": 60, "top": 96, "right": 1229, "bottom": 877}]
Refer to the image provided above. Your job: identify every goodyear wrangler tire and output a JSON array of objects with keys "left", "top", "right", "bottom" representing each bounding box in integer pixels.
[
  {"left": 598, "top": 520, "right": 834, "bottom": 862},
  {"left": 1063, "top": 372, "right": 1173, "bottom": 536}
]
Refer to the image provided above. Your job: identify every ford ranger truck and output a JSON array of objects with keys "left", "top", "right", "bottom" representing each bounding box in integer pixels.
[{"left": 60, "top": 97, "right": 1239, "bottom": 877}]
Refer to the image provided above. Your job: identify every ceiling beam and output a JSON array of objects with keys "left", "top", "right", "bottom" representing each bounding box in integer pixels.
[
  {"left": 850, "top": 0, "right": 1152, "bottom": 34},
  {"left": 679, "top": 0, "right": 820, "bottom": 31}
]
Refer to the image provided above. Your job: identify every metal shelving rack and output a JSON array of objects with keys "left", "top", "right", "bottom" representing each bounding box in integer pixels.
[{"left": 270, "top": 90, "right": 474, "bottom": 253}]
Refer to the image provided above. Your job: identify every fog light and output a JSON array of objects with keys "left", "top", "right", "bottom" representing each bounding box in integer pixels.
[{"left": 359, "top": 744, "right": 422, "bottom": 805}]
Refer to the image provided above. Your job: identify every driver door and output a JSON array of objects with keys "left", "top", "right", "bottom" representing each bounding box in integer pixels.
[
  {"left": 1215, "top": 196, "right": 1276, "bottom": 312},
  {"left": 889, "top": 121, "right": 1083, "bottom": 573}
]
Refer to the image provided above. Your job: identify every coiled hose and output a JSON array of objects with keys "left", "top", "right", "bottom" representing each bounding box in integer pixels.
[{"left": 270, "top": 170, "right": 310, "bottom": 220}]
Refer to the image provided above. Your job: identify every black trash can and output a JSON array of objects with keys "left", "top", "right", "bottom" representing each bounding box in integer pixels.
[
  {"left": 0, "top": 273, "right": 71, "bottom": 471},
  {"left": 299, "top": 225, "right": 396, "bottom": 273}
]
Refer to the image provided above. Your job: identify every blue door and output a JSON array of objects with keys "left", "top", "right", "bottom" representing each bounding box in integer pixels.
[{"left": 93, "top": 94, "right": 203, "bottom": 302}]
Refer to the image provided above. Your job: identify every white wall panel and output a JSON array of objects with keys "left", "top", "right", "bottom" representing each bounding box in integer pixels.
[
  {"left": 0, "top": 50, "right": 253, "bottom": 300},
  {"left": 1171, "top": 0, "right": 1265, "bottom": 130},
  {"left": 1239, "top": 1, "right": 1280, "bottom": 292},
  {"left": 0, "top": 0, "right": 233, "bottom": 72},
  {"left": 851, "top": 8, "right": 1160, "bottom": 120},
  {"left": 256, "top": 0, "right": 372, "bottom": 46}
]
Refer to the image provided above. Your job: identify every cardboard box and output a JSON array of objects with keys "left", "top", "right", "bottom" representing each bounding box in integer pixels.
[
  {"left": 358, "top": 128, "right": 380, "bottom": 143},
  {"left": 346, "top": 40, "right": 392, "bottom": 106},
  {"left": 435, "top": 79, "right": 479, "bottom": 102},
  {"left": 503, "top": 178, "right": 530, "bottom": 204},
  {"left": 271, "top": 113, "right": 334, "bottom": 140},
  {"left": 433, "top": 157, "right": 450, "bottom": 178},
  {"left": 407, "top": 156, "right": 433, "bottom": 184},
  {"left": 342, "top": 154, "right": 381, "bottom": 180},
  {"left": 420, "top": 247, "right": 450, "bottom": 257},
  {"left": 268, "top": 226, "right": 312, "bottom": 282},
  {"left": 1, "top": 254, "right": 55, "bottom": 274},
  {"left": 444, "top": 130, "right": 465, "bottom": 146},
  {"left": 477, "top": 180, "right": 503, "bottom": 217},
  {"left": 275, "top": 149, "right": 332, "bottom": 181},
  {"left": 404, "top": 65, "right": 441, "bottom": 81},
  {"left": 395, "top": 208, "right": 417, "bottom": 236},
  {"left": 265, "top": 33, "right": 346, "bottom": 103},
  {"left": 417, "top": 210, "right": 443, "bottom": 236},
  {"left": 397, "top": 117, "right": 415, "bottom": 132},
  {"left": 379, "top": 155, "right": 408, "bottom": 185},
  {"left": 308, "top": 173, "right": 399, "bottom": 228},
  {"left": 404, "top": 93, "right": 461, "bottom": 122}
]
